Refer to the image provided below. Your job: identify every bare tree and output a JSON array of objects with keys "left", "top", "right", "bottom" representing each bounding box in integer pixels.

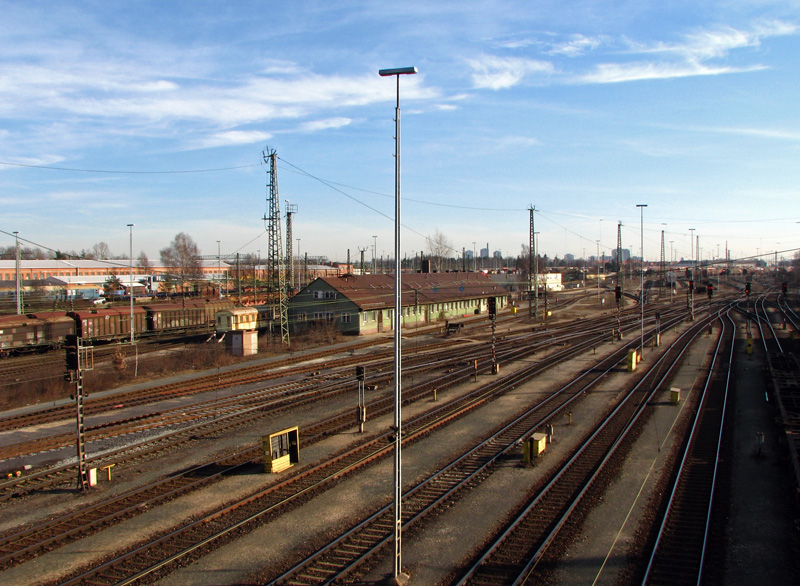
[
  {"left": 137, "top": 251, "right": 152, "bottom": 273},
  {"left": 425, "top": 229, "right": 453, "bottom": 273},
  {"left": 92, "top": 242, "right": 112, "bottom": 260},
  {"left": 160, "top": 233, "right": 201, "bottom": 296}
]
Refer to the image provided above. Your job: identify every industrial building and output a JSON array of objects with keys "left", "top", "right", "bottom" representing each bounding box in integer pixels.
[{"left": 289, "top": 272, "right": 507, "bottom": 335}]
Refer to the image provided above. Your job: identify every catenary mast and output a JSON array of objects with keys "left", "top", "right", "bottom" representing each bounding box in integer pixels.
[{"left": 263, "top": 149, "right": 289, "bottom": 345}]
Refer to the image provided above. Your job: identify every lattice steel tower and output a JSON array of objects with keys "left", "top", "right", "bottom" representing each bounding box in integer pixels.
[{"left": 263, "top": 149, "right": 289, "bottom": 345}]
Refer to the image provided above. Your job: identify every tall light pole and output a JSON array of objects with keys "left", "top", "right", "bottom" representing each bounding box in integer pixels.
[
  {"left": 296, "top": 238, "right": 301, "bottom": 288},
  {"left": 372, "top": 235, "right": 378, "bottom": 273},
  {"left": 637, "top": 205, "right": 647, "bottom": 359},
  {"left": 472, "top": 241, "right": 476, "bottom": 272},
  {"left": 13, "top": 231, "right": 21, "bottom": 315},
  {"left": 596, "top": 239, "right": 601, "bottom": 300},
  {"left": 217, "top": 240, "right": 222, "bottom": 299},
  {"left": 128, "top": 224, "right": 135, "bottom": 343},
  {"left": 379, "top": 65, "right": 416, "bottom": 583}
]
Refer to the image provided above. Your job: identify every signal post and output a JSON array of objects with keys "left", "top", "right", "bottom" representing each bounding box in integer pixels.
[{"left": 65, "top": 334, "right": 93, "bottom": 491}]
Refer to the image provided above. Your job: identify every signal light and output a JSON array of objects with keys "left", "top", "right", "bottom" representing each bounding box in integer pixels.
[
  {"left": 782, "top": 282, "right": 788, "bottom": 295},
  {"left": 65, "top": 334, "right": 80, "bottom": 371},
  {"left": 745, "top": 282, "right": 751, "bottom": 295},
  {"left": 488, "top": 296, "right": 497, "bottom": 316},
  {"left": 356, "top": 365, "right": 365, "bottom": 381},
  {"left": 689, "top": 280, "right": 693, "bottom": 290},
  {"left": 615, "top": 286, "right": 621, "bottom": 302},
  {"left": 707, "top": 284, "right": 713, "bottom": 299}
]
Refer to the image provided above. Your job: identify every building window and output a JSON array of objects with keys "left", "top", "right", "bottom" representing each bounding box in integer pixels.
[
  {"left": 326, "top": 312, "right": 335, "bottom": 323},
  {"left": 362, "top": 312, "right": 368, "bottom": 323},
  {"left": 297, "top": 312, "right": 306, "bottom": 321},
  {"left": 313, "top": 312, "right": 324, "bottom": 320},
  {"left": 341, "top": 313, "right": 351, "bottom": 323}
]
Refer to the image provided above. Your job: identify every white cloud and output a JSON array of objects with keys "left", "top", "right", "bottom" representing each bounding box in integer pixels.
[
  {"left": 466, "top": 55, "right": 554, "bottom": 90},
  {"left": 649, "top": 20, "right": 799, "bottom": 61},
  {"left": 197, "top": 130, "right": 273, "bottom": 149},
  {"left": 692, "top": 125, "right": 800, "bottom": 141},
  {"left": 297, "top": 117, "right": 353, "bottom": 132},
  {"left": 547, "top": 34, "right": 603, "bottom": 57},
  {"left": 491, "top": 135, "right": 540, "bottom": 150},
  {"left": 578, "top": 61, "right": 765, "bottom": 84}
]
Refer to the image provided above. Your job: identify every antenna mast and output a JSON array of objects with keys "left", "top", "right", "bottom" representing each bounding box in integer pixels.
[{"left": 263, "top": 148, "right": 289, "bottom": 345}]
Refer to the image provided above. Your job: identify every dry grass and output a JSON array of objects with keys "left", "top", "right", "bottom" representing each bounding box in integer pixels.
[{"left": 2, "top": 327, "right": 347, "bottom": 411}]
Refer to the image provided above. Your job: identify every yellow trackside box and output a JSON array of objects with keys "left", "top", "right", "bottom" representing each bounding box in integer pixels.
[
  {"left": 627, "top": 349, "right": 638, "bottom": 372},
  {"left": 670, "top": 387, "right": 681, "bottom": 405},
  {"left": 264, "top": 426, "right": 300, "bottom": 473},
  {"left": 524, "top": 432, "right": 548, "bottom": 464}
]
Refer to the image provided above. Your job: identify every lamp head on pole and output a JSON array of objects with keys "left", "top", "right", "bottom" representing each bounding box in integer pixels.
[{"left": 379, "top": 67, "right": 418, "bottom": 76}]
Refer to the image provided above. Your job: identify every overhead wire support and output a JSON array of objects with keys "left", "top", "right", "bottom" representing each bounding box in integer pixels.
[
  {"left": 286, "top": 201, "right": 298, "bottom": 292},
  {"left": 262, "top": 148, "right": 289, "bottom": 345}
]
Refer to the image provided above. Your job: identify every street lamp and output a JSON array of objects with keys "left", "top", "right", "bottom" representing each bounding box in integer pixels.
[
  {"left": 379, "top": 64, "right": 416, "bottom": 583},
  {"left": 596, "top": 239, "right": 600, "bottom": 300},
  {"left": 217, "top": 240, "right": 222, "bottom": 300},
  {"left": 372, "top": 235, "right": 378, "bottom": 273},
  {"left": 128, "top": 224, "right": 135, "bottom": 343},
  {"left": 296, "top": 238, "right": 301, "bottom": 289},
  {"left": 13, "top": 231, "right": 21, "bottom": 315},
  {"left": 636, "top": 205, "right": 647, "bottom": 359}
]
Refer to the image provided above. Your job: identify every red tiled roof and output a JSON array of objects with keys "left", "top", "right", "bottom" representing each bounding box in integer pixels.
[{"left": 316, "top": 272, "right": 503, "bottom": 310}]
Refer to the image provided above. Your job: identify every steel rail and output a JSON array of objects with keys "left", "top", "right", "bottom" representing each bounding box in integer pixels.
[
  {"left": 453, "top": 313, "right": 717, "bottom": 586},
  {"left": 44, "top": 311, "right": 672, "bottom": 586},
  {"left": 0, "top": 306, "right": 638, "bottom": 492},
  {"left": 266, "top": 332, "right": 665, "bottom": 586},
  {"left": 641, "top": 308, "right": 734, "bottom": 585}
]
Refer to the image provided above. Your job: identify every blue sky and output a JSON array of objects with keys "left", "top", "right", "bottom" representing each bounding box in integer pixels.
[{"left": 2, "top": 1, "right": 799, "bottom": 266}]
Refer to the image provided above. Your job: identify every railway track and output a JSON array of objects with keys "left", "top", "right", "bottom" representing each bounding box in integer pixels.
[
  {"left": 0, "top": 314, "right": 624, "bottom": 567},
  {"left": 0, "top": 301, "right": 677, "bottom": 479},
  {"left": 0, "top": 337, "right": 393, "bottom": 433},
  {"left": 450, "top": 311, "right": 721, "bottom": 585},
  {"left": 640, "top": 309, "right": 735, "bottom": 585},
  {"left": 29, "top": 307, "right": 689, "bottom": 586}
]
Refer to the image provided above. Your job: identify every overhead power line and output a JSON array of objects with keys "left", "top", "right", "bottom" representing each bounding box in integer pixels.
[{"left": 0, "top": 160, "right": 262, "bottom": 174}]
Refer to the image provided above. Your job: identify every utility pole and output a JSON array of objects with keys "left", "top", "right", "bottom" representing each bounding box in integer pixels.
[
  {"left": 14, "top": 231, "right": 21, "bottom": 315},
  {"left": 660, "top": 229, "right": 665, "bottom": 297},
  {"left": 286, "top": 200, "right": 298, "bottom": 292},
  {"left": 358, "top": 247, "right": 367, "bottom": 275},
  {"left": 529, "top": 205, "right": 535, "bottom": 320},
  {"left": 263, "top": 148, "right": 289, "bottom": 345},
  {"left": 616, "top": 222, "right": 624, "bottom": 299}
]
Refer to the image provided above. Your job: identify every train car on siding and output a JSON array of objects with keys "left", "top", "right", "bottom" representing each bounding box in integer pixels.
[
  {"left": 0, "top": 315, "right": 48, "bottom": 356},
  {"left": 28, "top": 312, "right": 76, "bottom": 348},
  {"left": 68, "top": 307, "right": 147, "bottom": 342}
]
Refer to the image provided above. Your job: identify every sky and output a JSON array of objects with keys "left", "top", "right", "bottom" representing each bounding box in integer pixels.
[{"left": 2, "top": 1, "right": 800, "bottom": 267}]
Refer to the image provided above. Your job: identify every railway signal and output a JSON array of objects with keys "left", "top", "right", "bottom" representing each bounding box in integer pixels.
[
  {"left": 615, "top": 286, "right": 622, "bottom": 302},
  {"left": 64, "top": 335, "right": 93, "bottom": 491},
  {"left": 64, "top": 334, "right": 80, "bottom": 375},
  {"left": 745, "top": 282, "right": 751, "bottom": 296},
  {"left": 355, "top": 365, "right": 367, "bottom": 432},
  {"left": 782, "top": 282, "right": 788, "bottom": 296},
  {"left": 707, "top": 284, "right": 713, "bottom": 299}
]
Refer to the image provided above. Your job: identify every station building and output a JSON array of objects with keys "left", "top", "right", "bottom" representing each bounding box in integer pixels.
[{"left": 289, "top": 271, "right": 507, "bottom": 335}]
